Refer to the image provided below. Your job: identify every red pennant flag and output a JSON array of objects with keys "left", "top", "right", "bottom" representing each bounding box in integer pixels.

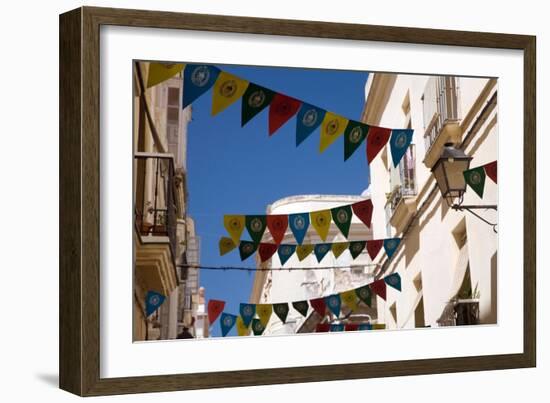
[
  {"left": 310, "top": 297, "right": 327, "bottom": 316},
  {"left": 258, "top": 243, "right": 278, "bottom": 262},
  {"left": 316, "top": 323, "right": 330, "bottom": 332},
  {"left": 352, "top": 199, "right": 374, "bottom": 228},
  {"left": 370, "top": 279, "right": 387, "bottom": 301},
  {"left": 266, "top": 215, "right": 288, "bottom": 245},
  {"left": 484, "top": 161, "right": 497, "bottom": 183},
  {"left": 345, "top": 323, "right": 359, "bottom": 331},
  {"left": 207, "top": 299, "right": 225, "bottom": 324},
  {"left": 269, "top": 93, "right": 302, "bottom": 135},
  {"left": 366, "top": 126, "right": 392, "bottom": 164},
  {"left": 366, "top": 239, "right": 384, "bottom": 260}
]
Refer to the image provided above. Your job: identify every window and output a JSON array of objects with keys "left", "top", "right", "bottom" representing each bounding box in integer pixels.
[
  {"left": 166, "top": 86, "right": 181, "bottom": 158},
  {"left": 385, "top": 144, "right": 417, "bottom": 223}
]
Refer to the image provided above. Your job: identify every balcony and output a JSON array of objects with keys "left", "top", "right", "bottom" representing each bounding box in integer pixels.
[{"left": 422, "top": 76, "right": 461, "bottom": 169}]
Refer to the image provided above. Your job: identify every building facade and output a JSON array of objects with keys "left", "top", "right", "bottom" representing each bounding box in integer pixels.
[{"left": 364, "top": 73, "right": 498, "bottom": 329}]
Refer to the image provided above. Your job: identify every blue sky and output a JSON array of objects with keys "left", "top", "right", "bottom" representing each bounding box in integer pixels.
[{"left": 186, "top": 64, "right": 369, "bottom": 336}]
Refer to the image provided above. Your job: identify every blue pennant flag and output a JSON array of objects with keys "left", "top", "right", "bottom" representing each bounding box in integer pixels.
[
  {"left": 325, "top": 294, "right": 342, "bottom": 317},
  {"left": 314, "top": 243, "right": 331, "bottom": 263},
  {"left": 295, "top": 103, "right": 326, "bottom": 146},
  {"left": 389, "top": 129, "right": 414, "bottom": 167},
  {"left": 384, "top": 238, "right": 401, "bottom": 258},
  {"left": 239, "top": 303, "right": 256, "bottom": 327},
  {"left": 145, "top": 291, "right": 166, "bottom": 317},
  {"left": 330, "top": 324, "right": 345, "bottom": 332},
  {"left": 220, "top": 312, "right": 237, "bottom": 337},
  {"left": 182, "top": 64, "right": 221, "bottom": 108},
  {"left": 385, "top": 273, "right": 402, "bottom": 291},
  {"left": 358, "top": 323, "right": 373, "bottom": 331},
  {"left": 289, "top": 213, "right": 310, "bottom": 245},
  {"left": 278, "top": 244, "right": 297, "bottom": 265}
]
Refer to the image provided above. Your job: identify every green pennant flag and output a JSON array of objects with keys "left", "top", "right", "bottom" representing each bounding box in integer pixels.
[
  {"left": 273, "top": 303, "right": 289, "bottom": 324},
  {"left": 355, "top": 284, "right": 372, "bottom": 307},
  {"left": 251, "top": 318, "right": 266, "bottom": 336},
  {"left": 463, "top": 166, "right": 487, "bottom": 198},
  {"left": 331, "top": 205, "right": 353, "bottom": 238},
  {"left": 344, "top": 120, "right": 369, "bottom": 161},
  {"left": 245, "top": 215, "right": 267, "bottom": 244},
  {"left": 349, "top": 241, "right": 366, "bottom": 260},
  {"left": 292, "top": 300, "right": 309, "bottom": 317},
  {"left": 239, "top": 241, "right": 257, "bottom": 261},
  {"left": 241, "top": 83, "right": 275, "bottom": 126}
]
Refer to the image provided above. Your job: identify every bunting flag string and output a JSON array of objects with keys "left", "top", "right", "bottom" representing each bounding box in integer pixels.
[
  {"left": 224, "top": 199, "right": 373, "bottom": 245},
  {"left": 463, "top": 161, "right": 497, "bottom": 199},
  {"left": 213, "top": 273, "right": 401, "bottom": 336},
  {"left": 146, "top": 62, "right": 412, "bottom": 166},
  {"left": 221, "top": 236, "right": 401, "bottom": 263},
  {"left": 145, "top": 291, "right": 166, "bottom": 317}
]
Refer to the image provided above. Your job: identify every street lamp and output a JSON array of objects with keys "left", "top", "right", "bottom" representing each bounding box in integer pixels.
[{"left": 431, "top": 143, "right": 497, "bottom": 231}]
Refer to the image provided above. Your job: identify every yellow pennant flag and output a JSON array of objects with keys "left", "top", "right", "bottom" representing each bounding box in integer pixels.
[
  {"left": 224, "top": 215, "right": 245, "bottom": 245},
  {"left": 296, "top": 244, "right": 314, "bottom": 261},
  {"left": 219, "top": 237, "right": 236, "bottom": 256},
  {"left": 340, "top": 289, "right": 358, "bottom": 311},
  {"left": 332, "top": 242, "right": 349, "bottom": 259},
  {"left": 319, "top": 112, "right": 348, "bottom": 153},
  {"left": 236, "top": 316, "right": 250, "bottom": 336},
  {"left": 310, "top": 210, "right": 332, "bottom": 241},
  {"left": 256, "top": 304, "right": 273, "bottom": 327},
  {"left": 211, "top": 71, "right": 249, "bottom": 116},
  {"left": 146, "top": 62, "right": 185, "bottom": 88}
]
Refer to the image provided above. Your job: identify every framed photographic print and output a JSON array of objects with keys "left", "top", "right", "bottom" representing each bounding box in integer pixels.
[{"left": 59, "top": 6, "right": 536, "bottom": 396}]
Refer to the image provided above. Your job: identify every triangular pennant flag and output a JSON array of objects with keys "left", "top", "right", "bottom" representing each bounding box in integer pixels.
[
  {"left": 355, "top": 285, "right": 372, "bottom": 307},
  {"left": 256, "top": 304, "right": 273, "bottom": 327},
  {"left": 145, "top": 291, "right": 166, "bottom": 317},
  {"left": 349, "top": 241, "right": 366, "bottom": 260},
  {"left": 314, "top": 243, "right": 331, "bottom": 263},
  {"left": 390, "top": 129, "right": 414, "bottom": 167},
  {"left": 370, "top": 279, "right": 387, "bottom": 301},
  {"left": 319, "top": 112, "right": 349, "bottom": 153},
  {"left": 288, "top": 213, "right": 310, "bottom": 245},
  {"left": 325, "top": 294, "right": 342, "bottom": 317},
  {"left": 463, "top": 167, "right": 487, "bottom": 198},
  {"left": 366, "top": 126, "right": 392, "bottom": 164},
  {"left": 211, "top": 71, "right": 249, "bottom": 116},
  {"left": 331, "top": 205, "right": 353, "bottom": 238},
  {"left": 385, "top": 273, "right": 402, "bottom": 291},
  {"left": 266, "top": 215, "right": 288, "bottom": 245},
  {"left": 330, "top": 324, "right": 345, "bottom": 332},
  {"left": 352, "top": 199, "right": 374, "bottom": 228},
  {"left": 239, "top": 241, "right": 257, "bottom": 261},
  {"left": 366, "top": 239, "right": 384, "bottom": 260},
  {"left": 277, "top": 244, "right": 296, "bottom": 265},
  {"left": 241, "top": 83, "right": 275, "bottom": 126},
  {"left": 384, "top": 238, "right": 401, "bottom": 258},
  {"left": 310, "top": 297, "right": 327, "bottom": 316},
  {"left": 219, "top": 237, "right": 236, "bottom": 256},
  {"left": 345, "top": 323, "right": 359, "bottom": 331},
  {"left": 239, "top": 303, "right": 256, "bottom": 327},
  {"left": 251, "top": 318, "right": 266, "bottom": 336},
  {"left": 236, "top": 316, "right": 250, "bottom": 336},
  {"left": 292, "top": 300, "right": 310, "bottom": 318},
  {"left": 296, "top": 103, "right": 326, "bottom": 146},
  {"left": 273, "top": 303, "right": 289, "bottom": 323},
  {"left": 358, "top": 323, "right": 373, "bottom": 330},
  {"left": 316, "top": 323, "right": 330, "bottom": 332},
  {"left": 147, "top": 62, "right": 185, "bottom": 88},
  {"left": 182, "top": 64, "right": 220, "bottom": 108},
  {"left": 269, "top": 93, "right": 302, "bottom": 135},
  {"left": 310, "top": 210, "right": 332, "bottom": 241},
  {"left": 220, "top": 312, "right": 237, "bottom": 337},
  {"left": 258, "top": 243, "right": 278, "bottom": 262},
  {"left": 340, "top": 289, "right": 358, "bottom": 311},
  {"left": 344, "top": 120, "right": 369, "bottom": 160},
  {"left": 332, "top": 242, "right": 349, "bottom": 259},
  {"left": 224, "top": 215, "right": 245, "bottom": 245},
  {"left": 484, "top": 161, "right": 497, "bottom": 183},
  {"left": 207, "top": 299, "right": 225, "bottom": 324},
  {"left": 296, "top": 244, "right": 314, "bottom": 261},
  {"left": 245, "top": 215, "right": 267, "bottom": 244}
]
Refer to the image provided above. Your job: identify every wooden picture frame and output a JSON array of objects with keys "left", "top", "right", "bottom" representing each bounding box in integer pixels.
[{"left": 59, "top": 6, "right": 536, "bottom": 396}]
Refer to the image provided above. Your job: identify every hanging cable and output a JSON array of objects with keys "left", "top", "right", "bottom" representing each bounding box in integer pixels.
[{"left": 177, "top": 263, "right": 380, "bottom": 272}]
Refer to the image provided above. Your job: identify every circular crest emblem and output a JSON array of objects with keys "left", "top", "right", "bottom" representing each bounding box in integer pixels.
[
  {"left": 250, "top": 217, "right": 263, "bottom": 232},
  {"left": 352, "top": 243, "right": 363, "bottom": 252},
  {"left": 336, "top": 209, "right": 349, "bottom": 223},
  {"left": 229, "top": 218, "right": 242, "bottom": 230},
  {"left": 223, "top": 316, "right": 233, "bottom": 326},
  {"left": 293, "top": 216, "right": 305, "bottom": 230},
  {"left": 242, "top": 243, "right": 254, "bottom": 253},
  {"left": 219, "top": 79, "right": 237, "bottom": 98},
  {"left": 275, "top": 305, "right": 285, "bottom": 314},
  {"left": 243, "top": 305, "right": 253, "bottom": 316},
  {"left": 318, "top": 245, "right": 328, "bottom": 254},
  {"left": 191, "top": 66, "right": 210, "bottom": 87},
  {"left": 394, "top": 132, "right": 408, "bottom": 148},
  {"left": 386, "top": 240, "right": 397, "bottom": 250},
  {"left": 302, "top": 109, "right": 318, "bottom": 127},
  {"left": 326, "top": 119, "right": 339, "bottom": 136},
  {"left": 469, "top": 171, "right": 482, "bottom": 185},
  {"left": 315, "top": 214, "right": 327, "bottom": 226},
  {"left": 254, "top": 322, "right": 263, "bottom": 332},
  {"left": 281, "top": 246, "right": 292, "bottom": 256},
  {"left": 328, "top": 296, "right": 338, "bottom": 307},
  {"left": 358, "top": 288, "right": 368, "bottom": 298},
  {"left": 349, "top": 126, "right": 363, "bottom": 143},
  {"left": 149, "top": 295, "right": 159, "bottom": 305},
  {"left": 248, "top": 90, "right": 265, "bottom": 108},
  {"left": 388, "top": 276, "right": 398, "bottom": 285}
]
